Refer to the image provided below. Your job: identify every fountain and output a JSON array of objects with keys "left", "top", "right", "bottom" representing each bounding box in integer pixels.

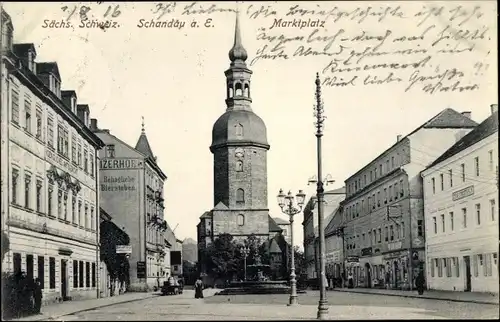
[{"left": 217, "top": 254, "right": 306, "bottom": 295}]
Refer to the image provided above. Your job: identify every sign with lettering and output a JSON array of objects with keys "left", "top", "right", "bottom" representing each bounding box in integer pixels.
[
  {"left": 361, "top": 247, "right": 372, "bottom": 257},
  {"left": 100, "top": 158, "right": 144, "bottom": 169},
  {"left": 388, "top": 241, "right": 402, "bottom": 252},
  {"left": 346, "top": 256, "right": 359, "bottom": 263},
  {"left": 46, "top": 149, "right": 78, "bottom": 175},
  {"left": 116, "top": 245, "right": 132, "bottom": 254},
  {"left": 101, "top": 175, "right": 137, "bottom": 192},
  {"left": 137, "top": 261, "right": 146, "bottom": 278},
  {"left": 326, "top": 251, "right": 340, "bottom": 263},
  {"left": 452, "top": 185, "right": 474, "bottom": 201}
]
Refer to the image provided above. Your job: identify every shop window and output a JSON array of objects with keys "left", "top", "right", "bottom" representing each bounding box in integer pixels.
[
  {"left": 13, "top": 253, "right": 21, "bottom": 274},
  {"left": 38, "top": 256, "right": 45, "bottom": 289},
  {"left": 73, "top": 260, "right": 78, "bottom": 288},
  {"left": 79, "top": 261, "right": 84, "bottom": 287},
  {"left": 86, "top": 262, "right": 90, "bottom": 287},
  {"left": 49, "top": 257, "right": 56, "bottom": 289}
]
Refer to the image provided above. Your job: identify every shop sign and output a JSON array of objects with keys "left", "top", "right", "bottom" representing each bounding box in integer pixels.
[
  {"left": 326, "top": 251, "right": 340, "bottom": 263},
  {"left": 452, "top": 185, "right": 474, "bottom": 201},
  {"left": 116, "top": 245, "right": 132, "bottom": 254},
  {"left": 46, "top": 149, "right": 78, "bottom": 175},
  {"left": 137, "top": 261, "right": 146, "bottom": 278},
  {"left": 388, "top": 241, "right": 402, "bottom": 252},
  {"left": 346, "top": 256, "right": 359, "bottom": 263},
  {"left": 361, "top": 247, "right": 372, "bottom": 257},
  {"left": 101, "top": 158, "right": 144, "bottom": 169}
]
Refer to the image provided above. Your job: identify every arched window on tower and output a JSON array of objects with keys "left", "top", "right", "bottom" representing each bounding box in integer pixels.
[
  {"left": 244, "top": 83, "right": 250, "bottom": 97},
  {"left": 236, "top": 188, "right": 245, "bottom": 204},
  {"left": 235, "top": 123, "right": 243, "bottom": 137},
  {"left": 235, "top": 82, "right": 243, "bottom": 96},
  {"left": 237, "top": 214, "right": 245, "bottom": 226},
  {"left": 228, "top": 84, "right": 234, "bottom": 98},
  {"left": 236, "top": 160, "right": 243, "bottom": 172}
]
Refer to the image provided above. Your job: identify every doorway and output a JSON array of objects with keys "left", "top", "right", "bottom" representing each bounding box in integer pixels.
[
  {"left": 61, "top": 259, "right": 68, "bottom": 300},
  {"left": 393, "top": 261, "right": 400, "bottom": 289},
  {"left": 463, "top": 256, "right": 471, "bottom": 292},
  {"left": 365, "top": 263, "right": 372, "bottom": 288}
]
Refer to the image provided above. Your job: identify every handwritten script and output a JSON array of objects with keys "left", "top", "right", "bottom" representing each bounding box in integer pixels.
[{"left": 246, "top": 3, "right": 494, "bottom": 94}]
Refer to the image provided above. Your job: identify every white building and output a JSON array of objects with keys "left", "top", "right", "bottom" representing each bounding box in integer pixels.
[
  {"left": 422, "top": 105, "right": 498, "bottom": 294},
  {"left": 1, "top": 9, "right": 104, "bottom": 305},
  {"left": 302, "top": 187, "right": 346, "bottom": 281}
]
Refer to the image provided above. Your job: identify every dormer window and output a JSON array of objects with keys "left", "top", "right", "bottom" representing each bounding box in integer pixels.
[
  {"left": 71, "top": 97, "right": 77, "bottom": 113},
  {"left": 28, "top": 50, "right": 35, "bottom": 72}
]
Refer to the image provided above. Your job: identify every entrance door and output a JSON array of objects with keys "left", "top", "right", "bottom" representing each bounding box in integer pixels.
[
  {"left": 393, "top": 261, "right": 399, "bottom": 289},
  {"left": 464, "top": 256, "right": 471, "bottom": 292},
  {"left": 365, "top": 263, "right": 372, "bottom": 288},
  {"left": 61, "top": 259, "right": 68, "bottom": 300}
]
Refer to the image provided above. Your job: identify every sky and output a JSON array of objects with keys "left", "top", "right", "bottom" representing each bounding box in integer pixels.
[{"left": 4, "top": 1, "right": 497, "bottom": 246}]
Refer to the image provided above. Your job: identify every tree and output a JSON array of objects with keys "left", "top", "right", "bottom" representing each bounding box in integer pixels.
[
  {"left": 182, "top": 260, "right": 198, "bottom": 285},
  {"left": 292, "top": 246, "right": 305, "bottom": 276},
  {"left": 204, "top": 233, "right": 240, "bottom": 280}
]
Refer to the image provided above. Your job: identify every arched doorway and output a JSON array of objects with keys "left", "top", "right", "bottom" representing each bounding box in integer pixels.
[
  {"left": 365, "top": 263, "right": 372, "bottom": 288},
  {"left": 393, "top": 260, "right": 400, "bottom": 289}
]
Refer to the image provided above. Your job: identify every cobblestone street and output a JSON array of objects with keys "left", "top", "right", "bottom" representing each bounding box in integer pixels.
[{"left": 18, "top": 289, "right": 498, "bottom": 321}]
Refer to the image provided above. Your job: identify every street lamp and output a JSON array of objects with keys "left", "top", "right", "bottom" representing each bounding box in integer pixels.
[
  {"left": 313, "top": 72, "right": 328, "bottom": 320},
  {"left": 277, "top": 188, "right": 306, "bottom": 306},
  {"left": 241, "top": 246, "right": 250, "bottom": 281}
]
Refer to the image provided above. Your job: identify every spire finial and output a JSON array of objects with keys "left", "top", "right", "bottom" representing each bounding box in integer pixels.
[
  {"left": 141, "top": 116, "right": 145, "bottom": 133},
  {"left": 228, "top": 6, "right": 248, "bottom": 63}
]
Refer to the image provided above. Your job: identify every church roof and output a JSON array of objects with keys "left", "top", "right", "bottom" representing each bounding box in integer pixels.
[
  {"left": 210, "top": 109, "right": 269, "bottom": 151},
  {"left": 269, "top": 238, "right": 282, "bottom": 254},
  {"left": 268, "top": 216, "right": 282, "bottom": 233},
  {"left": 228, "top": 12, "right": 248, "bottom": 64},
  {"left": 427, "top": 111, "right": 498, "bottom": 168},
  {"left": 272, "top": 217, "right": 289, "bottom": 225}
]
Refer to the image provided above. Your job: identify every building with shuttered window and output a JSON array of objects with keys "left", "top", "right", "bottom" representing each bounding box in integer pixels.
[{"left": 422, "top": 105, "right": 498, "bottom": 293}]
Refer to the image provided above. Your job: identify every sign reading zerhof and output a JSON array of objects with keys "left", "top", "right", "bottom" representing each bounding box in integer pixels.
[{"left": 116, "top": 245, "right": 132, "bottom": 254}]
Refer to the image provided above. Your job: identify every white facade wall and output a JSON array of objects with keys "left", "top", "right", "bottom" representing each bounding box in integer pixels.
[
  {"left": 2, "top": 67, "right": 101, "bottom": 304},
  {"left": 423, "top": 132, "right": 499, "bottom": 294}
]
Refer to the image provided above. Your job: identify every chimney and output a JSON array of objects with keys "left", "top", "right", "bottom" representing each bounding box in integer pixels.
[
  {"left": 90, "top": 118, "right": 98, "bottom": 131},
  {"left": 461, "top": 111, "right": 472, "bottom": 119},
  {"left": 396, "top": 135, "right": 402, "bottom": 142},
  {"left": 491, "top": 104, "right": 498, "bottom": 115}
]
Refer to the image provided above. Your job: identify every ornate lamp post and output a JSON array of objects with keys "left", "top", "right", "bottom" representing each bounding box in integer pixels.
[
  {"left": 313, "top": 72, "right": 328, "bottom": 320},
  {"left": 241, "top": 246, "right": 250, "bottom": 281},
  {"left": 277, "top": 189, "right": 306, "bottom": 306}
]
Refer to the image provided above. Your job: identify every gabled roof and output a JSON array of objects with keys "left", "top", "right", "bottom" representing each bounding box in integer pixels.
[
  {"left": 213, "top": 201, "right": 229, "bottom": 210},
  {"left": 135, "top": 132, "right": 155, "bottom": 159},
  {"left": 36, "top": 62, "right": 61, "bottom": 80},
  {"left": 269, "top": 238, "right": 282, "bottom": 253},
  {"left": 268, "top": 215, "right": 282, "bottom": 232},
  {"left": 13, "top": 43, "right": 36, "bottom": 57},
  {"left": 428, "top": 111, "right": 498, "bottom": 168},
  {"left": 199, "top": 211, "right": 212, "bottom": 219},
  {"left": 272, "top": 217, "right": 289, "bottom": 225},
  {"left": 61, "top": 90, "right": 77, "bottom": 99},
  {"left": 346, "top": 108, "right": 478, "bottom": 182}
]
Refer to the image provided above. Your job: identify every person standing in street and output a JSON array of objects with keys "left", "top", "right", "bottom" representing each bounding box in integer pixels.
[
  {"left": 416, "top": 270, "right": 425, "bottom": 295},
  {"left": 33, "top": 278, "right": 43, "bottom": 314},
  {"left": 194, "top": 277, "right": 204, "bottom": 299}
]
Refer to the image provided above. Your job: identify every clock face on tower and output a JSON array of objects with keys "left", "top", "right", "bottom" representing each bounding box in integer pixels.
[{"left": 234, "top": 148, "right": 244, "bottom": 158}]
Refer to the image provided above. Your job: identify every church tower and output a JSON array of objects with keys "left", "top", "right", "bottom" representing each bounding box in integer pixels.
[{"left": 209, "top": 14, "right": 270, "bottom": 240}]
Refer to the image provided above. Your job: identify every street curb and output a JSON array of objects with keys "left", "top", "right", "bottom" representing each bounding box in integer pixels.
[
  {"left": 19, "top": 294, "right": 162, "bottom": 321},
  {"left": 329, "top": 289, "right": 499, "bottom": 306}
]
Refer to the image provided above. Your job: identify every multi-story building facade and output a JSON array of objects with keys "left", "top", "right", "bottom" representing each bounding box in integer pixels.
[
  {"left": 325, "top": 206, "right": 345, "bottom": 287},
  {"left": 1, "top": 8, "right": 105, "bottom": 304},
  {"left": 92, "top": 119, "right": 173, "bottom": 291},
  {"left": 302, "top": 187, "right": 346, "bottom": 281},
  {"left": 422, "top": 106, "right": 498, "bottom": 293},
  {"left": 341, "top": 108, "right": 478, "bottom": 290}
]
